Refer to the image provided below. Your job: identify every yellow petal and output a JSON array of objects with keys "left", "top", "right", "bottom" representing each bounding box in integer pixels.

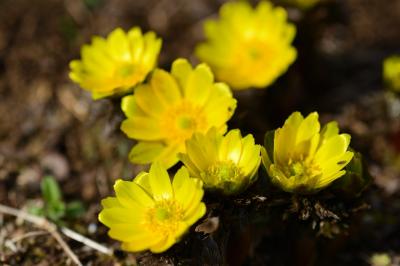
[
  {"left": 114, "top": 179, "right": 154, "bottom": 208},
  {"left": 315, "top": 170, "right": 346, "bottom": 190},
  {"left": 184, "top": 196, "right": 206, "bottom": 224},
  {"left": 129, "top": 142, "right": 166, "bottom": 165},
  {"left": 101, "top": 197, "right": 120, "bottom": 208},
  {"left": 156, "top": 143, "right": 181, "bottom": 169},
  {"left": 99, "top": 206, "right": 144, "bottom": 227},
  {"left": 186, "top": 134, "right": 212, "bottom": 171},
  {"left": 239, "top": 139, "right": 261, "bottom": 176},
  {"left": 121, "top": 233, "right": 163, "bottom": 252},
  {"left": 219, "top": 129, "right": 242, "bottom": 163},
  {"left": 178, "top": 153, "right": 201, "bottom": 178},
  {"left": 274, "top": 111, "right": 303, "bottom": 164},
  {"left": 121, "top": 95, "right": 146, "bottom": 117},
  {"left": 237, "top": 134, "right": 257, "bottom": 164},
  {"left": 107, "top": 28, "right": 131, "bottom": 62},
  {"left": 120, "top": 116, "right": 162, "bottom": 141},
  {"left": 183, "top": 179, "right": 204, "bottom": 217},
  {"left": 149, "top": 235, "right": 176, "bottom": 253},
  {"left": 142, "top": 32, "right": 162, "bottom": 66},
  {"left": 109, "top": 223, "right": 152, "bottom": 242},
  {"left": 149, "top": 162, "right": 173, "bottom": 200},
  {"left": 177, "top": 177, "right": 203, "bottom": 214},
  {"left": 150, "top": 69, "right": 182, "bottom": 106},
  {"left": 184, "top": 63, "right": 213, "bottom": 106},
  {"left": 319, "top": 151, "right": 354, "bottom": 178},
  {"left": 133, "top": 172, "right": 151, "bottom": 194},
  {"left": 184, "top": 202, "right": 206, "bottom": 226},
  {"left": 127, "top": 27, "right": 144, "bottom": 61},
  {"left": 172, "top": 167, "right": 190, "bottom": 192},
  {"left": 134, "top": 84, "right": 166, "bottom": 117},
  {"left": 295, "top": 112, "right": 320, "bottom": 145},
  {"left": 319, "top": 121, "right": 339, "bottom": 144},
  {"left": 314, "top": 135, "right": 350, "bottom": 164},
  {"left": 171, "top": 58, "right": 193, "bottom": 88},
  {"left": 203, "top": 83, "right": 236, "bottom": 127},
  {"left": 173, "top": 168, "right": 193, "bottom": 208}
]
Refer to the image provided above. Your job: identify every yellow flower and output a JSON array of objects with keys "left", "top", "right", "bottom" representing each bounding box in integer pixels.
[
  {"left": 195, "top": 1, "right": 297, "bottom": 90},
  {"left": 383, "top": 55, "right": 400, "bottom": 92},
  {"left": 179, "top": 128, "right": 261, "bottom": 195},
  {"left": 120, "top": 58, "right": 237, "bottom": 168},
  {"left": 69, "top": 27, "right": 162, "bottom": 99},
  {"left": 261, "top": 112, "right": 354, "bottom": 194},
  {"left": 98, "top": 163, "right": 206, "bottom": 253}
]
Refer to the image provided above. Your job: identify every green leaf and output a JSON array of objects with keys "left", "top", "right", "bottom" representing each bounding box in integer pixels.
[
  {"left": 331, "top": 151, "right": 372, "bottom": 198},
  {"left": 28, "top": 206, "right": 45, "bottom": 216},
  {"left": 83, "top": 0, "right": 103, "bottom": 10},
  {"left": 46, "top": 201, "right": 66, "bottom": 222},
  {"left": 263, "top": 130, "right": 275, "bottom": 163},
  {"left": 41, "top": 176, "right": 63, "bottom": 205},
  {"left": 65, "top": 201, "right": 85, "bottom": 219}
]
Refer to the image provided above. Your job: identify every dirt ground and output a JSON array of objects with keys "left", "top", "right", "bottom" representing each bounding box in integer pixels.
[{"left": 1, "top": 0, "right": 400, "bottom": 265}]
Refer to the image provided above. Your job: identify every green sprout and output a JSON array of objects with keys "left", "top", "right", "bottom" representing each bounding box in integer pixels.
[{"left": 29, "top": 176, "right": 85, "bottom": 224}]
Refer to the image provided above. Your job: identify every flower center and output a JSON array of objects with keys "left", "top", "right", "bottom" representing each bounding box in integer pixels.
[
  {"left": 161, "top": 101, "right": 207, "bottom": 143},
  {"left": 117, "top": 64, "right": 135, "bottom": 78},
  {"left": 145, "top": 200, "right": 184, "bottom": 235},
  {"left": 285, "top": 159, "right": 321, "bottom": 180},
  {"left": 202, "top": 161, "right": 243, "bottom": 189}
]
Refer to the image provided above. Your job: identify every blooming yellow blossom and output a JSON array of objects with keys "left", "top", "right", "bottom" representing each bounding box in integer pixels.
[
  {"left": 120, "top": 58, "right": 237, "bottom": 168},
  {"left": 98, "top": 163, "right": 206, "bottom": 253},
  {"left": 179, "top": 128, "right": 261, "bottom": 195},
  {"left": 195, "top": 1, "right": 297, "bottom": 90},
  {"left": 261, "top": 112, "right": 354, "bottom": 194},
  {"left": 383, "top": 55, "right": 400, "bottom": 92},
  {"left": 69, "top": 27, "right": 162, "bottom": 99}
]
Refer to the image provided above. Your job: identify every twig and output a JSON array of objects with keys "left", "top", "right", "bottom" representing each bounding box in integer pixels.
[
  {"left": 0, "top": 204, "right": 82, "bottom": 266},
  {"left": 0, "top": 203, "right": 113, "bottom": 258},
  {"left": 61, "top": 227, "right": 113, "bottom": 255},
  {"left": 49, "top": 229, "right": 83, "bottom": 266},
  {"left": 11, "top": 230, "right": 49, "bottom": 243}
]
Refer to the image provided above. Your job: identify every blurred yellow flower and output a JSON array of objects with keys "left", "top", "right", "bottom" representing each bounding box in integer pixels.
[
  {"left": 179, "top": 128, "right": 261, "bottom": 195},
  {"left": 195, "top": 1, "right": 297, "bottom": 90},
  {"left": 121, "top": 58, "right": 237, "bottom": 168},
  {"left": 69, "top": 27, "right": 162, "bottom": 99},
  {"left": 383, "top": 55, "right": 400, "bottom": 92},
  {"left": 98, "top": 163, "right": 206, "bottom": 253},
  {"left": 262, "top": 112, "right": 354, "bottom": 194}
]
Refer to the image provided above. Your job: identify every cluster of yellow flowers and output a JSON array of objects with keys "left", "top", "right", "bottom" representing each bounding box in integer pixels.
[{"left": 68, "top": 1, "right": 357, "bottom": 255}]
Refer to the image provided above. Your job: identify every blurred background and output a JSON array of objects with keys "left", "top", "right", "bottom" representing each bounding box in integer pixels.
[{"left": 1, "top": 0, "right": 400, "bottom": 265}]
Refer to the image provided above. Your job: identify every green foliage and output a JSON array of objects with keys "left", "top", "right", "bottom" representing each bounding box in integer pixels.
[
  {"left": 331, "top": 151, "right": 372, "bottom": 198},
  {"left": 30, "top": 176, "right": 85, "bottom": 224},
  {"left": 263, "top": 129, "right": 275, "bottom": 162},
  {"left": 83, "top": 0, "right": 103, "bottom": 10},
  {"left": 59, "top": 16, "right": 78, "bottom": 43}
]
